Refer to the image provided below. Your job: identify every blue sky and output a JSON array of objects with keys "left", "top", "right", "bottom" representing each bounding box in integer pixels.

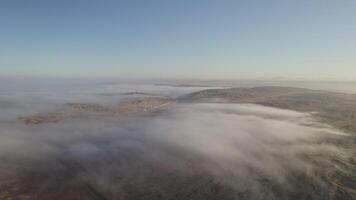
[{"left": 0, "top": 0, "right": 355, "bottom": 80}]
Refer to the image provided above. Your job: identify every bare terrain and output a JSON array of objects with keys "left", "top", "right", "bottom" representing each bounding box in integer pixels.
[{"left": 183, "top": 86, "right": 356, "bottom": 134}]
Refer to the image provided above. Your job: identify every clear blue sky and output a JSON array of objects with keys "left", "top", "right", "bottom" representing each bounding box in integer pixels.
[{"left": 0, "top": 0, "right": 355, "bottom": 80}]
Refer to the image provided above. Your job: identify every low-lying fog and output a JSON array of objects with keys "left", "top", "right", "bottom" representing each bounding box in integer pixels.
[{"left": 0, "top": 79, "right": 351, "bottom": 199}]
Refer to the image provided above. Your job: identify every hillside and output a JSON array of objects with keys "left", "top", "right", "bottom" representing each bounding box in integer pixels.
[{"left": 183, "top": 86, "right": 356, "bottom": 134}]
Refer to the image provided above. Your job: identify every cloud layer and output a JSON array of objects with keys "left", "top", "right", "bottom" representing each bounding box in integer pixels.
[{"left": 0, "top": 82, "right": 351, "bottom": 199}]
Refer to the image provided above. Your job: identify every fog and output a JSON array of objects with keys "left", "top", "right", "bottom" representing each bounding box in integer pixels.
[{"left": 0, "top": 81, "right": 351, "bottom": 199}]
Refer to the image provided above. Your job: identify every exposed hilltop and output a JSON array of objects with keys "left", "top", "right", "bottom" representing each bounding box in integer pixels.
[
  {"left": 182, "top": 86, "right": 356, "bottom": 134},
  {"left": 17, "top": 86, "right": 356, "bottom": 135},
  {"left": 19, "top": 96, "right": 174, "bottom": 125}
]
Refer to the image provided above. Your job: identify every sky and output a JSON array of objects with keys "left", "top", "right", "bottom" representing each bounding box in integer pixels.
[{"left": 0, "top": 0, "right": 355, "bottom": 80}]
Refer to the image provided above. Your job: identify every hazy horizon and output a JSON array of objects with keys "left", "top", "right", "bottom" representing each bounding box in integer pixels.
[{"left": 1, "top": 1, "right": 356, "bottom": 199}]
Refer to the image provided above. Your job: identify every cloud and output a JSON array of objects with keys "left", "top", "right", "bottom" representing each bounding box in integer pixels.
[{"left": 0, "top": 82, "right": 350, "bottom": 199}]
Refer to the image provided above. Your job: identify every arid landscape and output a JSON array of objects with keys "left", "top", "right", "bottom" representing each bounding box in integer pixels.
[{"left": 0, "top": 82, "right": 355, "bottom": 200}]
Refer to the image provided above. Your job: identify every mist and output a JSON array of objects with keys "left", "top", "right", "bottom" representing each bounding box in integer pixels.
[{"left": 0, "top": 81, "right": 352, "bottom": 199}]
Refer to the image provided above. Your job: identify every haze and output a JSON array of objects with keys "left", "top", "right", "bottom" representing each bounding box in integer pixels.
[{"left": 0, "top": 1, "right": 356, "bottom": 200}]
